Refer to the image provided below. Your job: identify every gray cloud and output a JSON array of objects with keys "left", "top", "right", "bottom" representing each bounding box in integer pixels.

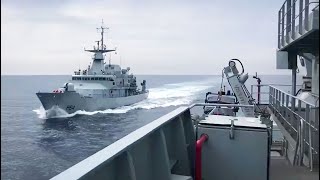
[{"left": 2, "top": 0, "right": 297, "bottom": 75}]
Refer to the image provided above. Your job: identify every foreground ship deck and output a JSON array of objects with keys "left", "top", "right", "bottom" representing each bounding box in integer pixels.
[
  {"left": 270, "top": 156, "right": 318, "bottom": 180},
  {"left": 50, "top": 103, "right": 318, "bottom": 180}
]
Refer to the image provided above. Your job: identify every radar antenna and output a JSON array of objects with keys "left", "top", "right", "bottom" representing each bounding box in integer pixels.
[
  {"left": 96, "top": 19, "right": 109, "bottom": 50},
  {"left": 84, "top": 20, "right": 115, "bottom": 54}
]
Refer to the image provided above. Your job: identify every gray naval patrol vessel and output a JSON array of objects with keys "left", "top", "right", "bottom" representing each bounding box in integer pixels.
[{"left": 36, "top": 24, "right": 148, "bottom": 114}]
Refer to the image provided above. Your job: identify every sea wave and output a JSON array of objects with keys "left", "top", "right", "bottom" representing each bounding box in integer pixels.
[{"left": 33, "top": 79, "right": 215, "bottom": 119}]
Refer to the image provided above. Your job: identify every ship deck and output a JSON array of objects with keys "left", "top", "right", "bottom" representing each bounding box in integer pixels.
[
  {"left": 270, "top": 156, "right": 319, "bottom": 180},
  {"left": 51, "top": 104, "right": 319, "bottom": 180}
]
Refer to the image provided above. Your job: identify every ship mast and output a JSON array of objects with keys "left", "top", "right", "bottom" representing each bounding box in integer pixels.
[
  {"left": 97, "top": 19, "right": 108, "bottom": 50},
  {"left": 84, "top": 20, "right": 115, "bottom": 54},
  {"left": 82, "top": 20, "right": 117, "bottom": 76}
]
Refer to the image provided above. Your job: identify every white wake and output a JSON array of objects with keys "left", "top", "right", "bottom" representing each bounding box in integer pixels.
[{"left": 33, "top": 79, "right": 215, "bottom": 119}]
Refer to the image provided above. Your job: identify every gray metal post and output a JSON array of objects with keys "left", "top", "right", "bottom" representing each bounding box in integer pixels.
[
  {"left": 305, "top": 0, "right": 309, "bottom": 31},
  {"left": 286, "top": 0, "right": 292, "bottom": 43},
  {"left": 291, "top": 0, "right": 296, "bottom": 39},
  {"left": 292, "top": 59, "right": 297, "bottom": 96},
  {"left": 299, "top": 0, "right": 304, "bottom": 34},
  {"left": 278, "top": 10, "right": 281, "bottom": 49},
  {"left": 282, "top": 6, "right": 285, "bottom": 46},
  {"left": 311, "top": 56, "right": 319, "bottom": 95}
]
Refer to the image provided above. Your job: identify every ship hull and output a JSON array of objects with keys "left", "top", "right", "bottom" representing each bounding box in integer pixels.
[{"left": 36, "top": 91, "right": 149, "bottom": 114}]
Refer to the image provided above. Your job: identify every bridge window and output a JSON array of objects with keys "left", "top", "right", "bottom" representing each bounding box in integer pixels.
[
  {"left": 72, "top": 77, "right": 76, "bottom": 80},
  {"left": 91, "top": 77, "right": 94, "bottom": 80},
  {"left": 94, "top": 77, "right": 98, "bottom": 80},
  {"left": 99, "top": 77, "right": 103, "bottom": 80},
  {"left": 102, "top": 77, "right": 106, "bottom": 80},
  {"left": 77, "top": 77, "right": 81, "bottom": 80}
]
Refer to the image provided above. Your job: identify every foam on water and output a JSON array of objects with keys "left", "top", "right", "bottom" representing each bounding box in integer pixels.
[{"left": 33, "top": 79, "right": 215, "bottom": 119}]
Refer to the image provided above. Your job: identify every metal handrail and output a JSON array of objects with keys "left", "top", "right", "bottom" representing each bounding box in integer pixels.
[
  {"left": 278, "top": 1, "right": 319, "bottom": 25},
  {"left": 189, "top": 103, "right": 254, "bottom": 109},
  {"left": 277, "top": 0, "right": 319, "bottom": 48},
  {"left": 269, "top": 85, "right": 318, "bottom": 106},
  {"left": 250, "top": 84, "right": 303, "bottom": 104},
  {"left": 249, "top": 83, "right": 318, "bottom": 170},
  {"left": 195, "top": 134, "right": 209, "bottom": 180},
  {"left": 269, "top": 85, "right": 319, "bottom": 171},
  {"left": 251, "top": 84, "right": 294, "bottom": 87}
]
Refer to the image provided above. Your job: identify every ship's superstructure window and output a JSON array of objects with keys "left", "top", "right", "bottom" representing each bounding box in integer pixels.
[{"left": 71, "top": 76, "right": 115, "bottom": 81}]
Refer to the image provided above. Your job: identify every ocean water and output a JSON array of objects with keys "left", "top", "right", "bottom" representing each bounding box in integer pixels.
[{"left": 1, "top": 74, "right": 298, "bottom": 179}]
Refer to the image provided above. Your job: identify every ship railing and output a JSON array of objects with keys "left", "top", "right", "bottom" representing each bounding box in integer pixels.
[
  {"left": 250, "top": 84, "right": 303, "bottom": 105},
  {"left": 278, "top": 0, "right": 319, "bottom": 49},
  {"left": 189, "top": 103, "right": 254, "bottom": 108},
  {"left": 268, "top": 85, "right": 319, "bottom": 171}
]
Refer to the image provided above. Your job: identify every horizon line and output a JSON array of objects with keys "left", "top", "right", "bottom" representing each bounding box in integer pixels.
[{"left": 1, "top": 74, "right": 296, "bottom": 76}]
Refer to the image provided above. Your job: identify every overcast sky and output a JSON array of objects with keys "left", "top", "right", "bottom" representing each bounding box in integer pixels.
[{"left": 2, "top": 0, "right": 302, "bottom": 75}]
